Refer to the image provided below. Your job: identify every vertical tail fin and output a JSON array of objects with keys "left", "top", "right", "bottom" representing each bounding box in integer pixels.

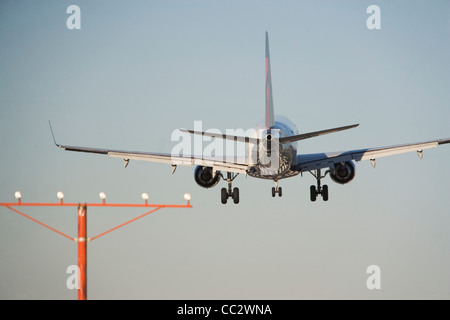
[{"left": 265, "top": 31, "right": 275, "bottom": 129}]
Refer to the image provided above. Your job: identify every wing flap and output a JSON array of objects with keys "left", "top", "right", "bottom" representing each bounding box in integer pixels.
[
  {"left": 108, "top": 151, "right": 248, "bottom": 173},
  {"left": 108, "top": 151, "right": 189, "bottom": 165},
  {"left": 357, "top": 141, "right": 438, "bottom": 161}
]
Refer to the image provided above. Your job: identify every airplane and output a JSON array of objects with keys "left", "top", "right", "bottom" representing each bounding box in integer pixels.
[{"left": 50, "top": 31, "right": 450, "bottom": 204}]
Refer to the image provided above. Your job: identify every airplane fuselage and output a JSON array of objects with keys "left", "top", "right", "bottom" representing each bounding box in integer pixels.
[{"left": 248, "top": 115, "right": 301, "bottom": 180}]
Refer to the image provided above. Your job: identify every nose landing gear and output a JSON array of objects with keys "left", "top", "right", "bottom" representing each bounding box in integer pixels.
[{"left": 271, "top": 180, "right": 282, "bottom": 197}]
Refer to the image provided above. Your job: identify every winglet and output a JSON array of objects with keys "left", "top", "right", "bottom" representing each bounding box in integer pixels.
[{"left": 48, "top": 121, "right": 61, "bottom": 147}]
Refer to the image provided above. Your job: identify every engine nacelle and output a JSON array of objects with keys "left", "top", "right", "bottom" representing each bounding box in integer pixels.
[
  {"left": 194, "top": 166, "right": 221, "bottom": 188},
  {"left": 330, "top": 161, "right": 355, "bottom": 185}
]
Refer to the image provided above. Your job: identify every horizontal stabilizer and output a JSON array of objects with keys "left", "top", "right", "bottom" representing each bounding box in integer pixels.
[
  {"left": 179, "top": 129, "right": 259, "bottom": 144},
  {"left": 279, "top": 124, "right": 359, "bottom": 144}
]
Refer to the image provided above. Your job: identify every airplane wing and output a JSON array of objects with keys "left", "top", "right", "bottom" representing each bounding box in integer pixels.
[
  {"left": 54, "top": 143, "right": 249, "bottom": 174},
  {"left": 293, "top": 138, "right": 450, "bottom": 172},
  {"left": 49, "top": 123, "right": 248, "bottom": 174}
]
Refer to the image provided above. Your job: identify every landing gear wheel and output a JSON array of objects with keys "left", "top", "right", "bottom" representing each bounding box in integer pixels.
[
  {"left": 272, "top": 180, "right": 282, "bottom": 198},
  {"left": 221, "top": 188, "right": 228, "bottom": 204},
  {"left": 322, "top": 185, "right": 329, "bottom": 201},
  {"left": 310, "top": 185, "right": 317, "bottom": 202},
  {"left": 220, "top": 172, "right": 240, "bottom": 204},
  {"left": 232, "top": 187, "right": 240, "bottom": 204},
  {"left": 309, "top": 169, "right": 331, "bottom": 202}
]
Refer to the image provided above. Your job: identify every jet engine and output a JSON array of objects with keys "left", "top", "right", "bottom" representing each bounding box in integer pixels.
[
  {"left": 330, "top": 161, "right": 355, "bottom": 184},
  {"left": 194, "top": 166, "right": 221, "bottom": 188}
]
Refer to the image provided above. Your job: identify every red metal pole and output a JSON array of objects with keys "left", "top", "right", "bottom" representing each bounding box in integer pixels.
[{"left": 78, "top": 204, "right": 87, "bottom": 300}]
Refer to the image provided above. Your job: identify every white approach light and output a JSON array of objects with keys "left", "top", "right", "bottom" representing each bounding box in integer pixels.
[
  {"left": 57, "top": 191, "right": 64, "bottom": 200},
  {"left": 184, "top": 193, "right": 191, "bottom": 201},
  {"left": 141, "top": 193, "right": 149, "bottom": 201},
  {"left": 99, "top": 192, "right": 107, "bottom": 200},
  {"left": 14, "top": 191, "right": 22, "bottom": 200}
]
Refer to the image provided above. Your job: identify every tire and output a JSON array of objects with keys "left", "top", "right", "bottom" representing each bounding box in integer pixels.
[
  {"left": 278, "top": 187, "right": 282, "bottom": 197},
  {"left": 322, "top": 185, "right": 329, "bottom": 201},
  {"left": 310, "top": 185, "right": 317, "bottom": 202},
  {"left": 221, "top": 188, "right": 228, "bottom": 204},
  {"left": 272, "top": 187, "right": 276, "bottom": 197},
  {"left": 232, "top": 187, "right": 239, "bottom": 204}
]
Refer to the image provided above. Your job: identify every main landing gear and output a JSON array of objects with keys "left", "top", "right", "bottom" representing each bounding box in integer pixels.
[
  {"left": 221, "top": 172, "right": 239, "bottom": 204},
  {"left": 272, "top": 180, "right": 282, "bottom": 197},
  {"left": 309, "top": 169, "right": 329, "bottom": 202}
]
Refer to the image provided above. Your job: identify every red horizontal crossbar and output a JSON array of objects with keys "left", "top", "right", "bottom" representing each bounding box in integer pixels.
[
  {"left": 0, "top": 202, "right": 192, "bottom": 208},
  {"left": 0, "top": 201, "right": 192, "bottom": 241}
]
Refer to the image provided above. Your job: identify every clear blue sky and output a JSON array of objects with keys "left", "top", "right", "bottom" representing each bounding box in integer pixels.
[{"left": 1, "top": 0, "right": 449, "bottom": 299}]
